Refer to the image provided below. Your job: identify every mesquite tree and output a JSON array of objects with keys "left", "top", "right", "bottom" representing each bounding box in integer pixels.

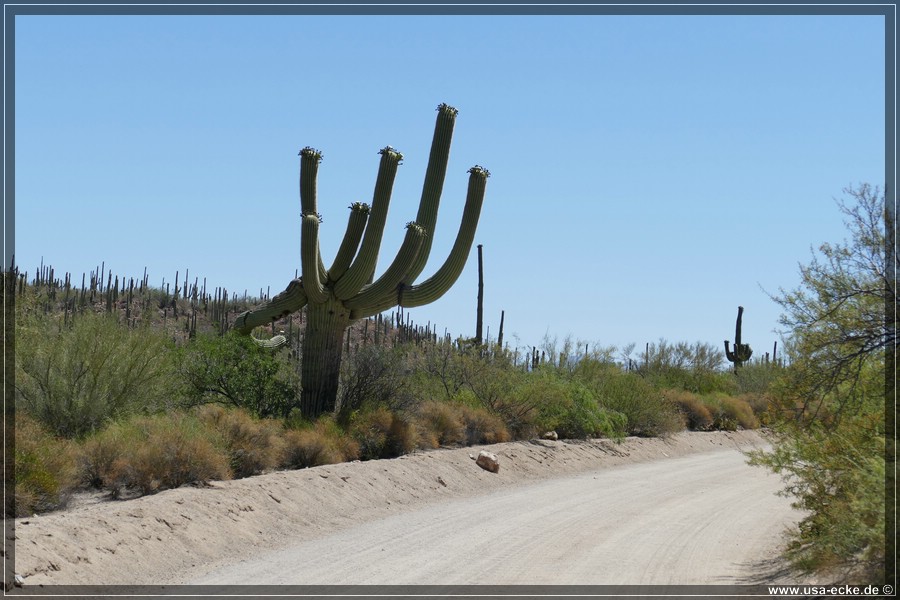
[{"left": 234, "top": 104, "right": 489, "bottom": 418}]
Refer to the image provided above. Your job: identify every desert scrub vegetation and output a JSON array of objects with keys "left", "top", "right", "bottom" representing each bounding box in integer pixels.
[
  {"left": 748, "top": 184, "right": 891, "bottom": 583},
  {"left": 81, "top": 412, "right": 231, "bottom": 498},
  {"left": 281, "top": 417, "right": 360, "bottom": 468},
  {"left": 12, "top": 413, "right": 81, "bottom": 516},
  {"left": 8, "top": 256, "right": 781, "bottom": 517},
  {"left": 178, "top": 332, "right": 300, "bottom": 419},
  {"left": 195, "top": 405, "right": 286, "bottom": 478},
  {"left": 15, "top": 309, "right": 179, "bottom": 438}
]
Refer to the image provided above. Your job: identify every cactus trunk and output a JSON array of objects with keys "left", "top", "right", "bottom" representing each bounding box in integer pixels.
[{"left": 301, "top": 295, "right": 351, "bottom": 417}]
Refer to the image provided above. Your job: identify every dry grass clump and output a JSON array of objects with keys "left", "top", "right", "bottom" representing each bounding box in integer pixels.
[
  {"left": 416, "top": 401, "right": 465, "bottom": 448},
  {"left": 719, "top": 396, "right": 760, "bottom": 430},
  {"left": 195, "top": 405, "right": 286, "bottom": 478},
  {"left": 458, "top": 404, "right": 511, "bottom": 445},
  {"left": 663, "top": 389, "right": 714, "bottom": 431},
  {"left": 86, "top": 412, "right": 231, "bottom": 498},
  {"left": 736, "top": 392, "right": 770, "bottom": 423},
  {"left": 415, "top": 401, "right": 510, "bottom": 448},
  {"left": 281, "top": 417, "right": 360, "bottom": 468},
  {"left": 350, "top": 406, "right": 418, "bottom": 459},
  {"left": 12, "top": 413, "right": 81, "bottom": 517}
]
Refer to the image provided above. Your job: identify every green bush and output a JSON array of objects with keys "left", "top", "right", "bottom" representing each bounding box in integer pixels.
[
  {"left": 178, "top": 332, "right": 300, "bottom": 418},
  {"left": 748, "top": 407, "right": 885, "bottom": 580},
  {"left": 734, "top": 361, "right": 782, "bottom": 395},
  {"left": 454, "top": 349, "right": 534, "bottom": 437},
  {"left": 195, "top": 405, "right": 286, "bottom": 478},
  {"left": 12, "top": 413, "right": 81, "bottom": 516},
  {"left": 15, "top": 311, "right": 178, "bottom": 438},
  {"left": 525, "top": 373, "right": 626, "bottom": 440},
  {"left": 86, "top": 412, "right": 231, "bottom": 497},
  {"left": 578, "top": 367, "right": 683, "bottom": 437}
]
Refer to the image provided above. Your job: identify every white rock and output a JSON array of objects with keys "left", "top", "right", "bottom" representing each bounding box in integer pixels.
[{"left": 475, "top": 451, "right": 500, "bottom": 473}]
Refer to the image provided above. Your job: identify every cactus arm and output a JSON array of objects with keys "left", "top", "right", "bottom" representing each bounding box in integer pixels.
[
  {"left": 398, "top": 166, "right": 489, "bottom": 308},
  {"left": 299, "top": 147, "right": 322, "bottom": 216},
  {"left": 333, "top": 147, "right": 403, "bottom": 300},
  {"left": 255, "top": 335, "right": 288, "bottom": 350},
  {"left": 298, "top": 147, "right": 328, "bottom": 283},
  {"left": 344, "top": 222, "right": 426, "bottom": 311},
  {"left": 352, "top": 165, "right": 488, "bottom": 319},
  {"left": 328, "top": 202, "right": 370, "bottom": 282},
  {"left": 234, "top": 278, "right": 308, "bottom": 334},
  {"left": 301, "top": 213, "right": 329, "bottom": 304},
  {"left": 724, "top": 340, "right": 735, "bottom": 362},
  {"left": 402, "top": 103, "right": 458, "bottom": 284}
]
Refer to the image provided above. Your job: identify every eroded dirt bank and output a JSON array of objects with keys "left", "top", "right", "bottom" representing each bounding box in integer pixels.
[{"left": 12, "top": 430, "right": 784, "bottom": 586}]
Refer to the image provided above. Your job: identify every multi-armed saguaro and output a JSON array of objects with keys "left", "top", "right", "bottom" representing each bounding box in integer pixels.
[
  {"left": 724, "top": 305, "right": 753, "bottom": 371},
  {"left": 234, "top": 103, "right": 489, "bottom": 418}
]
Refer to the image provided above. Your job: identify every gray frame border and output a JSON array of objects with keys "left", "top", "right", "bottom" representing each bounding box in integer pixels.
[{"left": 2, "top": 2, "right": 895, "bottom": 598}]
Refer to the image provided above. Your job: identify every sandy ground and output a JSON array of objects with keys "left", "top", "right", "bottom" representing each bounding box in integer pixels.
[{"left": 10, "top": 429, "right": 803, "bottom": 587}]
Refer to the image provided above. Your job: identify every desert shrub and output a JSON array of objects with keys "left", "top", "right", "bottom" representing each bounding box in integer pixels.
[
  {"left": 663, "top": 389, "right": 714, "bottom": 431},
  {"left": 580, "top": 368, "right": 683, "bottom": 437},
  {"left": 416, "top": 340, "right": 467, "bottom": 400},
  {"left": 15, "top": 311, "right": 178, "bottom": 438},
  {"left": 349, "top": 406, "right": 418, "bottom": 460},
  {"left": 337, "top": 345, "right": 414, "bottom": 423},
  {"left": 89, "top": 412, "right": 231, "bottom": 497},
  {"left": 416, "top": 401, "right": 465, "bottom": 447},
  {"left": 178, "top": 332, "right": 299, "bottom": 419},
  {"left": 80, "top": 421, "right": 132, "bottom": 489},
  {"left": 736, "top": 392, "right": 771, "bottom": 423},
  {"left": 457, "top": 404, "right": 511, "bottom": 445},
  {"left": 701, "top": 395, "right": 759, "bottom": 430},
  {"left": 733, "top": 361, "right": 781, "bottom": 395},
  {"left": 454, "top": 350, "right": 534, "bottom": 436},
  {"left": 525, "top": 374, "right": 626, "bottom": 440},
  {"left": 281, "top": 417, "right": 360, "bottom": 468},
  {"left": 749, "top": 407, "right": 885, "bottom": 580},
  {"left": 719, "top": 396, "right": 760, "bottom": 430},
  {"left": 12, "top": 413, "right": 81, "bottom": 516},
  {"left": 195, "top": 405, "right": 286, "bottom": 478},
  {"left": 619, "top": 339, "right": 735, "bottom": 395}
]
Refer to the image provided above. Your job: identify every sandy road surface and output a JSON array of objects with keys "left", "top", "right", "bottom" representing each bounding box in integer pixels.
[
  {"left": 13, "top": 430, "right": 801, "bottom": 588},
  {"left": 187, "top": 446, "right": 796, "bottom": 585}
]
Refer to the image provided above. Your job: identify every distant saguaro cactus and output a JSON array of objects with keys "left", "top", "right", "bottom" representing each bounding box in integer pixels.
[
  {"left": 234, "top": 103, "right": 489, "bottom": 418},
  {"left": 724, "top": 305, "right": 753, "bottom": 371}
]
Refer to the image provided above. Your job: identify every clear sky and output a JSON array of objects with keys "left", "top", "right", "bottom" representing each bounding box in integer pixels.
[{"left": 13, "top": 13, "right": 886, "bottom": 361}]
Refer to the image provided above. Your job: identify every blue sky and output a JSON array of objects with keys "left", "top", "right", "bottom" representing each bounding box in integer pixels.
[{"left": 13, "top": 13, "right": 886, "bottom": 361}]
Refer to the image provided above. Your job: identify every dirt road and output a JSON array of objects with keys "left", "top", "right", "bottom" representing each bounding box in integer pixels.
[
  {"left": 12, "top": 430, "right": 801, "bottom": 587},
  {"left": 186, "top": 446, "right": 796, "bottom": 585}
]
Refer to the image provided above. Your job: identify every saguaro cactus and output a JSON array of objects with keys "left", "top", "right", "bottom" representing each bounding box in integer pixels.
[
  {"left": 234, "top": 103, "right": 489, "bottom": 417},
  {"left": 724, "top": 305, "right": 753, "bottom": 371}
]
